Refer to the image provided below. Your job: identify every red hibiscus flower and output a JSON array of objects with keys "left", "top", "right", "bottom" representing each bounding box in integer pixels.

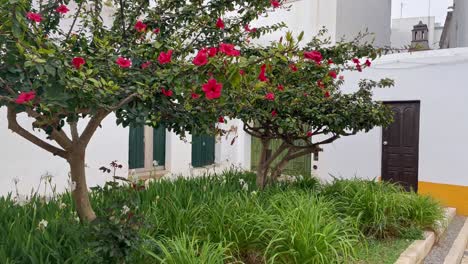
[
  {"left": 202, "top": 79, "right": 223, "bottom": 100},
  {"left": 244, "top": 24, "right": 257, "bottom": 32},
  {"left": 265, "top": 92, "right": 275, "bottom": 101},
  {"left": 239, "top": 69, "right": 246, "bottom": 75},
  {"left": 289, "top": 64, "right": 298, "bottom": 72},
  {"left": 328, "top": 59, "right": 334, "bottom": 65},
  {"left": 134, "top": 20, "right": 147, "bottom": 32},
  {"left": 328, "top": 71, "right": 337, "bottom": 79},
  {"left": 258, "top": 64, "right": 268, "bottom": 82},
  {"left": 219, "top": 43, "right": 240, "bottom": 57},
  {"left": 270, "top": 0, "right": 281, "bottom": 8},
  {"left": 193, "top": 49, "right": 208, "bottom": 66},
  {"left": 307, "top": 131, "right": 313, "bottom": 138},
  {"left": 158, "top": 50, "right": 173, "bottom": 64},
  {"left": 271, "top": 110, "right": 277, "bottom": 117},
  {"left": 71, "top": 57, "right": 86, "bottom": 69},
  {"left": 116, "top": 57, "right": 132, "bottom": 68},
  {"left": 26, "top": 12, "right": 42, "bottom": 23},
  {"left": 55, "top": 5, "right": 70, "bottom": 14},
  {"left": 317, "top": 80, "right": 325, "bottom": 89},
  {"left": 191, "top": 93, "right": 200, "bottom": 99},
  {"left": 218, "top": 116, "right": 225, "bottom": 123},
  {"left": 324, "top": 91, "right": 330, "bottom": 98},
  {"left": 304, "top": 51, "right": 323, "bottom": 64},
  {"left": 207, "top": 47, "right": 217, "bottom": 57},
  {"left": 356, "top": 64, "right": 362, "bottom": 72},
  {"left": 153, "top": 28, "right": 160, "bottom": 34},
  {"left": 15, "top": 91, "right": 36, "bottom": 104},
  {"left": 161, "top": 88, "right": 173, "bottom": 97},
  {"left": 216, "top": 18, "right": 225, "bottom": 29},
  {"left": 352, "top": 58, "right": 360, "bottom": 64},
  {"left": 365, "top": 59, "right": 372, "bottom": 67},
  {"left": 277, "top": 84, "right": 284, "bottom": 91},
  {"left": 141, "top": 61, "right": 151, "bottom": 69}
]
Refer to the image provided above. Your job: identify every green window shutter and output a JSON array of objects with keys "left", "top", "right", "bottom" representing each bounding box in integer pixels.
[
  {"left": 129, "top": 125, "right": 145, "bottom": 169},
  {"left": 251, "top": 137, "right": 311, "bottom": 177},
  {"left": 192, "top": 134, "right": 215, "bottom": 167},
  {"left": 152, "top": 125, "right": 166, "bottom": 167}
]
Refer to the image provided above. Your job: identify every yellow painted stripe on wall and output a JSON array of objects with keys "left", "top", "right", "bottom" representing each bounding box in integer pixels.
[{"left": 418, "top": 181, "right": 468, "bottom": 216}]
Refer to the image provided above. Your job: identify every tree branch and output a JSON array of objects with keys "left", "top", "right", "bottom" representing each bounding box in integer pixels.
[
  {"left": 69, "top": 122, "right": 79, "bottom": 142},
  {"left": 65, "top": 1, "right": 84, "bottom": 41},
  {"left": 108, "top": 93, "right": 139, "bottom": 111},
  {"left": 78, "top": 110, "right": 109, "bottom": 147},
  {"left": 7, "top": 106, "right": 68, "bottom": 158}
]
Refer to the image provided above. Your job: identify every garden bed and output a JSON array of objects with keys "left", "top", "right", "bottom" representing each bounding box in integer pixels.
[{"left": 0, "top": 171, "right": 444, "bottom": 263}]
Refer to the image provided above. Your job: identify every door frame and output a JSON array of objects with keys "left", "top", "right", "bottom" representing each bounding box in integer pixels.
[{"left": 381, "top": 100, "right": 420, "bottom": 192}]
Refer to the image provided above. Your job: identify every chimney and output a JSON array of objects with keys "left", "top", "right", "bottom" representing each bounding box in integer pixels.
[{"left": 410, "top": 21, "right": 430, "bottom": 51}]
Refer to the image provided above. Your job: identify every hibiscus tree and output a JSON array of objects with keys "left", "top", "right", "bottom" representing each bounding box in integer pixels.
[
  {"left": 0, "top": 0, "right": 284, "bottom": 222},
  {"left": 210, "top": 32, "right": 394, "bottom": 189}
]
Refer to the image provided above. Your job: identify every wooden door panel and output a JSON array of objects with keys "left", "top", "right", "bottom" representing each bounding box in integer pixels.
[{"left": 382, "top": 102, "right": 420, "bottom": 192}]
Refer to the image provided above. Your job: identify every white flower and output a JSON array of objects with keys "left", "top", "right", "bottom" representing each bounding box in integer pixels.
[
  {"left": 75, "top": 216, "right": 80, "bottom": 223},
  {"left": 59, "top": 203, "right": 67, "bottom": 209},
  {"left": 251, "top": 191, "right": 258, "bottom": 196},
  {"left": 37, "top": 219, "right": 48, "bottom": 231},
  {"left": 242, "top": 183, "right": 249, "bottom": 192},
  {"left": 155, "top": 195, "right": 160, "bottom": 201},
  {"left": 152, "top": 160, "right": 159, "bottom": 167},
  {"left": 122, "top": 205, "right": 130, "bottom": 215},
  {"left": 239, "top": 178, "right": 245, "bottom": 185}
]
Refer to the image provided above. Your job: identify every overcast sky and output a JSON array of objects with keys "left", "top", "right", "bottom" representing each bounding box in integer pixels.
[{"left": 391, "top": 0, "right": 454, "bottom": 23}]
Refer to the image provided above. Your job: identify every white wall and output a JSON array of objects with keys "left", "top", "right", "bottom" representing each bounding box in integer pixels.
[
  {"left": 318, "top": 48, "right": 468, "bottom": 187},
  {"left": 336, "top": 0, "right": 392, "bottom": 47},
  {"left": 452, "top": 0, "right": 468, "bottom": 47},
  {"left": 0, "top": 110, "right": 128, "bottom": 196},
  {"left": 253, "top": 0, "right": 337, "bottom": 45}
]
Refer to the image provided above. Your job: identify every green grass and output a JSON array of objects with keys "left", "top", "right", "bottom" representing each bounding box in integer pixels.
[
  {"left": 355, "top": 239, "right": 413, "bottom": 264},
  {"left": 0, "top": 171, "right": 444, "bottom": 263}
]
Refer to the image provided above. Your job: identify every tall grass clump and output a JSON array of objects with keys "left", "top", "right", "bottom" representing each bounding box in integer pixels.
[
  {"left": 265, "top": 192, "right": 360, "bottom": 263},
  {"left": 321, "top": 178, "right": 444, "bottom": 239}
]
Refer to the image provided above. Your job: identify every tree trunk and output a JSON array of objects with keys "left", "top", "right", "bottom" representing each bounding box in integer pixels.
[
  {"left": 271, "top": 158, "right": 290, "bottom": 182},
  {"left": 256, "top": 139, "right": 271, "bottom": 190},
  {"left": 68, "top": 147, "right": 96, "bottom": 222}
]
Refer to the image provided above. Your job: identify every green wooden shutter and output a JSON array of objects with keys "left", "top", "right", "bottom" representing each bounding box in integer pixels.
[
  {"left": 192, "top": 134, "right": 215, "bottom": 167},
  {"left": 129, "top": 125, "right": 145, "bottom": 169},
  {"left": 251, "top": 137, "right": 311, "bottom": 177},
  {"left": 153, "top": 125, "right": 166, "bottom": 167}
]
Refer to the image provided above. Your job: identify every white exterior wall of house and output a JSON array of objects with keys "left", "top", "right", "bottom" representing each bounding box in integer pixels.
[
  {"left": 452, "top": 0, "right": 468, "bottom": 47},
  {"left": 335, "top": 0, "right": 392, "bottom": 47},
  {"left": 0, "top": 111, "right": 128, "bottom": 196},
  {"left": 316, "top": 48, "right": 468, "bottom": 214},
  {"left": 317, "top": 48, "right": 468, "bottom": 186}
]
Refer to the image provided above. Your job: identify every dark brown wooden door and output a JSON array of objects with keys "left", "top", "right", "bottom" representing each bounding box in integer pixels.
[{"left": 382, "top": 102, "right": 420, "bottom": 192}]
